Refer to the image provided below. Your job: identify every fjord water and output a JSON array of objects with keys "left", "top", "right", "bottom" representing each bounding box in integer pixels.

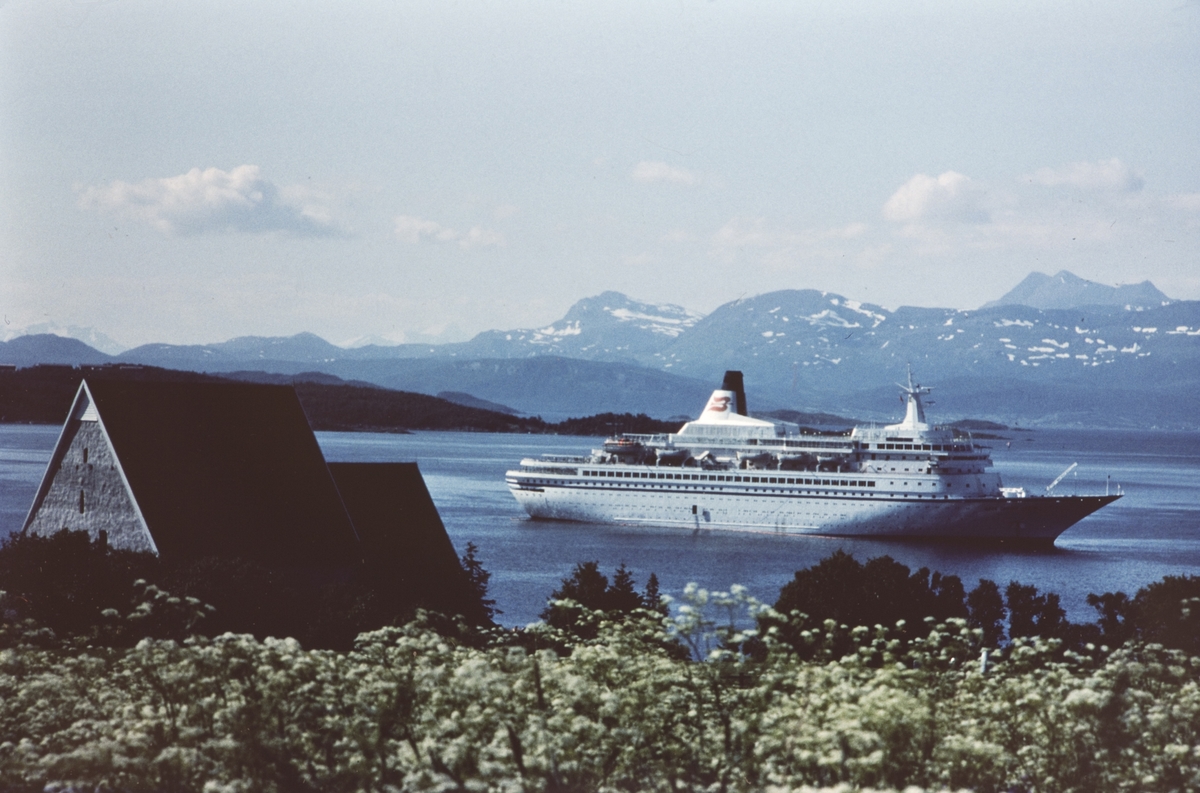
[{"left": 3, "top": 425, "right": 1198, "bottom": 627}]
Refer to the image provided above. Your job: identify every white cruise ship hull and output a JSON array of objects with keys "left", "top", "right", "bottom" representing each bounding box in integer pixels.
[{"left": 508, "top": 479, "right": 1116, "bottom": 545}]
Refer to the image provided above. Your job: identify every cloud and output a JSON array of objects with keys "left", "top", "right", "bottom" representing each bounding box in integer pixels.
[
  {"left": 79, "top": 165, "right": 341, "bottom": 235},
  {"left": 1027, "top": 158, "right": 1144, "bottom": 192},
  {"left": 693, "top": 159, "right": 1195, "bottom": 304},
  {"left": 707, "top": 159, "right": 1176, "bottom": 273},
  {"left": 874, "top": 160, "right": 1183, "bottom": 258},
  {"left": 394, "top": 215, "right": 505, "bottom": 249},
  {"left": 883, "top": 171, "right": 990, "bottom": 224},
  {"left": 631, "top": 160, "right": 701, "bottom": 186}
]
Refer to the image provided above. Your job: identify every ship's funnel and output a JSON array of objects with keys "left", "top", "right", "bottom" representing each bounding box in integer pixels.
[
  {"left": 685, "top": 372, "right": 775, "bottom": 429},
  {"left": 720, "top": 371, "right": 748, "bottom": 416}
]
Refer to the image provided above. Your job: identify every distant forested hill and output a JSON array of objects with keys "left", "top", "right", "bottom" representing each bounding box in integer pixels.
[
  {"left": 0, "top": 365, "right": 222, "bottom": 424},
  {"left": 0, "top": 365, "right": 541, "bottom": 431},
  {"left": 0, "top": 366, "right": 674, "bottom": 435}
]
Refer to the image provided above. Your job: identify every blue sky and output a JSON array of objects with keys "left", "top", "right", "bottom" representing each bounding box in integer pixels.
[{"left": 2, "top": 0, "right": 1198, "bottom": 349}]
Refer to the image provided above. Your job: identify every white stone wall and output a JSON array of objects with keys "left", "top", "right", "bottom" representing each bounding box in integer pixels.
[{"left": 26, "top": 420, "right": 156, "bottom": 553}]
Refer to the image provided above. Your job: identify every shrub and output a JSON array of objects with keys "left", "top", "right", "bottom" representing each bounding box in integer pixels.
[{"left": 2, "top": 585, "right": 1198, "bottom": 792}]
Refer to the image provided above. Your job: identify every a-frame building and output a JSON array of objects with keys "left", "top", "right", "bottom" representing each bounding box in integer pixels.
[
  {"left": 25, "top": 379, "right": 159, "bottom": 554},
  {"left": 19, "top": 379, "right": 446, "bottom": 571}
]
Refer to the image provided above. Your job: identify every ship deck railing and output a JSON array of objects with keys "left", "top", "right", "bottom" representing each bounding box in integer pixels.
[
  {"left": 615, "top": 433, "right": 672, "bottom": 444},
  {"left": 616, "top": 432, "right": 855, "bottom": 450}
]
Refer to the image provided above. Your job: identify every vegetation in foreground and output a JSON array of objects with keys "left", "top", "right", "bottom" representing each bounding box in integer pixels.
[
  {"left": 2, "top": 587, "right": 1198, "bottom": 792},
  {"left": 3, "top": 537, "right": 1199, "bottom": 792}
]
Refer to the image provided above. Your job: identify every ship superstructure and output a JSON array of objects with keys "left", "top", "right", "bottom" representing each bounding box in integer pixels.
[{"left": 505, "top": 371, "right": 1119, "bottom": 544}]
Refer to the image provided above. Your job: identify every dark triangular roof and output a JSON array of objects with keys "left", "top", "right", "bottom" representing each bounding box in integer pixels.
[
  {"left": 328, "top": 462, "right": 466, "bottom": 609},
  {"left": 73, "top": 378, "right": 360, "bottom": 567}
]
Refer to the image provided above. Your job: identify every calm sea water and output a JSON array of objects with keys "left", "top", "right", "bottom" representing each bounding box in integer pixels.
[{"left": 3, "top": 424, "right": 1198, "bottom": 627}]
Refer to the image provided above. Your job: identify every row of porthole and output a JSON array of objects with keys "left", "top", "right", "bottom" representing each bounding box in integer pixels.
[
  {"left": 536, "top": 481, "right": 968, "bottom": 501},
  {"left": 532, "top": 477, "right": 970, "bottom": 492},
  {"left": 579, "top": 470, "right": 876, "bottom": 487},
  {"left": 573, "top": 491, "right": 964, "bottom": 511}
]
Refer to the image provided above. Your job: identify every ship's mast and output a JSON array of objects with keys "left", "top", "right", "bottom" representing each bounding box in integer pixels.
[{"left": 890, "top": 365, "right": 932, "bottom": 430}]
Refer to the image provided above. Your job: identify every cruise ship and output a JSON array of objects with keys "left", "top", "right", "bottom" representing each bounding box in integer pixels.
[{"left": 506, "top": 371, "right": 1120, "bottom": 545}]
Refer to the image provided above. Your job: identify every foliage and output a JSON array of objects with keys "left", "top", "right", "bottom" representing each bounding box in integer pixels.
[
  {"left": 549, "top": 412, "right": 680, "bottom": 436},
  {"left": 2, "top": 584, "right": 1199, "bottom": 792},
  {"left": 1087, "top": 590, "right": 1133, "bottom": 646},
  {"left": 540, "top": 562, "right": 669, "bottom": 640},
  {"left": 770, "top": 551, "right": 975, "bottom": 657},
  {"left": 0, "top": 530, "right": 162, "bottom": 646},
  {"left": 966, "top": 578, "right": 1007, "bottom": 647},
  {"left": 459, "top": 541, "right": 499, "bottom": 623},
  {"left": 1126, "top": 575, "right": 1200, "bottom": 655},
  {"left": 0, "top": 530, "right": 497, "bottom": 651},
  {"left": 642, "top": 572, "right": 668, "bottom": 616},
  {"left": 1006, "top": 581, "right": 1069, "bottom": 641},
  {"left": 774, "top": 551, "right": 969, "bottom": 636},
  {"left": 771, "top": 552, "right": 1197, "bottom": 660}
]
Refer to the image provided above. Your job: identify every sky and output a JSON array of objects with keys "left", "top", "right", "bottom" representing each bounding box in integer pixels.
[{"left": 2, "top": 0, "right": 1198, "bottom": 350}]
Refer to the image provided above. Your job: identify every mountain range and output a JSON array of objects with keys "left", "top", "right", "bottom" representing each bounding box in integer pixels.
[
  {"left": 4, "top": 271, "right": 1197, "bottom": 427},
  {"left": 0, "top": 322, "right": 126, "bottom": 356},
  {"left": 982, "top": 270, "right": 1171, "bottom": 311}
]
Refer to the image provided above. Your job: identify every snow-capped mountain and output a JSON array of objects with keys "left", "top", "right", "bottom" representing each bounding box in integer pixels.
[
  {"left": 6, "top": 273, "right": 1197, "bottom": 425},
  {"left": 650, "top": 290, "right": 891, "bottom": 378},
  {"left": 652, "top": 290, "right": 1199, "bottom": 425},
  {"left": 448, "top": 292, "right": 704, "bottom": 362},
  {"left": 403, "top": 282, "right": 1197, "bottom": 424}
]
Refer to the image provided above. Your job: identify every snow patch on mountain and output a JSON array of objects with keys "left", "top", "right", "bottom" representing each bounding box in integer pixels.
[
  {"left": 801, "top": 309, "right": 862, "bottom": 329},
  {"left": 833, "top": 298, "right": 888, "bottom": 327},
  {"left": 342, "top": 334, "right": 402, "bottom": 349},
  {"left": 606, "top": 306, "right": 701, "bottom": 336},
  {"left": 531, "top": 321, "right": 584, "bottom": 343}
]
